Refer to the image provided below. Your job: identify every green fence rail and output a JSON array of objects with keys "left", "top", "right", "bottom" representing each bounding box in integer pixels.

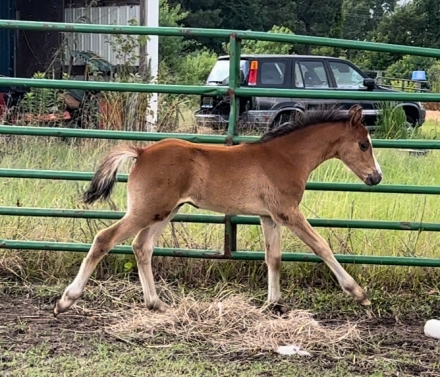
[
  {"left": 1, "top": 20, "right": 440, "bottom": 266},
  {"left": 2, "top": 20, "right": 440, "bottom": 58},
  {"left": 2, "top": 125, "right": 440, "bottom": 149},
  {"left": 2, "top": 206, "right": 440, "bottom": 232},
  {"left": 2, "top": 168, "right": 440, "bottom": 195}
]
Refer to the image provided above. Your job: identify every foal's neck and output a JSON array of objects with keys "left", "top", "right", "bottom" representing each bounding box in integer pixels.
[{"left": 267, "top": 122, "right": 344, "bottom": 174}]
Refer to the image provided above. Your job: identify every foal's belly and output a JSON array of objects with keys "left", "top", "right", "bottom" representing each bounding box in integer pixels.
[{"left": 187, "top": 197, "right": 270, "bottom": 217}]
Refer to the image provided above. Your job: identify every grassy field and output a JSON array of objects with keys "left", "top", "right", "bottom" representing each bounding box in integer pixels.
[
  {"left": 2, "top": 116, "right": 440, "bottom": 376},
  {"left": 2, "top": 118, "right": 440, "bottom": 285}
]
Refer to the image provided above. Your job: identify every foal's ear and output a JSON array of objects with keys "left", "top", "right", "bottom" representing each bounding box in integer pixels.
[{"left": 348, "top": 105, "right": 363, "bottom": 127}]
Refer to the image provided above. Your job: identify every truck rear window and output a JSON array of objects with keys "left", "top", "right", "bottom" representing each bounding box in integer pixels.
[
  {"left": 206, "top": 60, "right": 250, "bottom": 85},
  {"left": 260, "top": 62, "right": 286, "bottom": 85}
]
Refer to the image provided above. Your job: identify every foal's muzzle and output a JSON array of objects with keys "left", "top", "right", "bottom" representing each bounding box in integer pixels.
[{"left": 364, "top": 171, "right": 382, "bottom": 186}]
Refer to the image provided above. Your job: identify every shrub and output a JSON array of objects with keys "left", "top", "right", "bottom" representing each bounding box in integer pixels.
[{"left": 374, "top": 101, "right": 417, "bottom": 139}]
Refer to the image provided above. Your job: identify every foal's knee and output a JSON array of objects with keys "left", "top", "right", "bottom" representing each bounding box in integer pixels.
[{"left": 265, "top": 252, "right": 281, "bottom": 271}]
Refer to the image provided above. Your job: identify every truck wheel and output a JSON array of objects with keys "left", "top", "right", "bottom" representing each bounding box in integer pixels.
[
  {"left": 405, "top": 115, "right": 416, "bottom": 128},
  {"left": 273, "top": 112, "right": 295, "bottom": 129}
]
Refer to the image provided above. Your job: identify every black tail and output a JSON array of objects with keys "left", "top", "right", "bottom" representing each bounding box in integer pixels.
[{"left": 83, "top": 146, "right": 139, "bottom": 205}]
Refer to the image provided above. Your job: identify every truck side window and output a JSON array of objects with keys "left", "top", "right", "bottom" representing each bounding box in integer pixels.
[
  {"left": 261, "top": 62, "right": 286, "bottom": 85},
  {"left": 329, "top": 61, "right": 366, "bottom": 89},
  {"left": 298, "top": 61, "right": 330, "bottom": 88}
]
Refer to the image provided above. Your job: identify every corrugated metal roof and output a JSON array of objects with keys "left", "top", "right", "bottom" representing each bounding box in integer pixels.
[{"left": 64, "top": 5, "right": 141, "bottom": 65}]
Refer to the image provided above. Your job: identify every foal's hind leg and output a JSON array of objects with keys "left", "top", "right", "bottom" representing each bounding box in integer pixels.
[
  {"left": 131, "top": 213, "right": 177, "bottom": 312},
  {"left": 274, "top": 208, "right": 370, "bottom": 306},
  {"left": 54, "top": 216, "right": 145, "bottom": 316},
  {"left": 260, "top": 216, "right": 283, "bottom": 304}
]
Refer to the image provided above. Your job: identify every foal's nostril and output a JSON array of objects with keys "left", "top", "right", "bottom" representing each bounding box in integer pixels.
[{"left": 365, "top": 172, "right": 382, "bottom": 186}]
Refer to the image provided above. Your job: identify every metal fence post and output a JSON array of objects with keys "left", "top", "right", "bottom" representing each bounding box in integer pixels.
[
  {"left": 226, "top": 32, "right": 241, "bottom": 143},
  {"left": 224, "top": 33, "right": 241, "bottom": 256}
]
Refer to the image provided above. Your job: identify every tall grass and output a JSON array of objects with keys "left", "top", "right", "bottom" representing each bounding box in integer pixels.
[
  {"left": 1, "top": 118, "right": 440, "bottom": 291},
  {"left": 373, "top": 101, "right": 417, "bottom": 139}
]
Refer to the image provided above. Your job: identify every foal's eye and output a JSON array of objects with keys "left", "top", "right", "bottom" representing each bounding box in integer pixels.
[{"left": 359, "top": 141, "right": 369, "bottom": 152}]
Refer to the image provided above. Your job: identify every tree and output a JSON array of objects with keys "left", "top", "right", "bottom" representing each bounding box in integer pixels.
[
  {"left": 222, "top": 25, "right": 295, "bottom": 55},
  {"left": 365, "top": 0, "right": 440, "bottom": 59},
  {"left": 168, "top": 0, "right": 223, "bottom": 52},
  {"left": 159, "top": 0, "right": 190, "bottom": 71},
  {"left": 294, "top": 0, "right": 344, "bottom": 53},
  {"left": 341, "top": 0, "right": 397, "bottom": 42},
  {"left": 257, "top": 0, "right": 298, "bottom": 32},
  {"left": 348, "top": 0, "right": 434, "bottom": 70},
  {"left": 385, "top": 55, "right": 437, "bottom": 79}
]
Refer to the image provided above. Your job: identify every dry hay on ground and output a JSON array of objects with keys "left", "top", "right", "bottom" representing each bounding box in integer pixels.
[{"left": 105, "top": 289, "right": 360, "bottom": 355}]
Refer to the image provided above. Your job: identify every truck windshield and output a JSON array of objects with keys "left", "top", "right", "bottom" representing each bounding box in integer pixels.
[{"left": 206, "top": 60, "right": 249, "bottom": 85}]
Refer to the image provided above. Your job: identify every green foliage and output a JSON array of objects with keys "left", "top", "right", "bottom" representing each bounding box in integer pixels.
[
  {"left": 374, "top": 101, "right": 416, "bottom": 139},
  {"left": 222, "top": 26, "right": 295, "bottom": 55},
  {"left": 16, "top": 72, "right": 68, "bottom": 123},
  {"left": 310, "top": 46, "right": 341, "bottom": 57},
  {"left": 427, "top": 62, "right": 440, "bottom": 93},
  {"left": 101, "top": 1, "right": 200, "bottom": 132},
  {"left": 171, "top": 0, "right": 347, "bottom": 54},
  {"left": 107, "top": 18, "right": 149, "bottom": 70},
  {"left": 158, "top": 0, "right": 190, "bottom": 72},
  {"left": 387, "top": 79, "right": 418, "bottom": 92},
  {"left": 295, "top": 0, "right": 344, "bottom": 38},
  {"left": 385, "top": 55, "right": 437, "bottom": 80},
  {"left": 363, "top": 0, "right": 440, "bottom": 69},
  {"left": 342, "top": 0, "right": 397, "bottom": 41},
  {"left": 176, "top": 49, "right": 218, "bottom": 85}
]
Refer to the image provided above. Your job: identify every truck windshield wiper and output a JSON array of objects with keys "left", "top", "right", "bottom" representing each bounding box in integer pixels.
[{"left": 207, "top": 80, "right": 227, "bottom": 84}]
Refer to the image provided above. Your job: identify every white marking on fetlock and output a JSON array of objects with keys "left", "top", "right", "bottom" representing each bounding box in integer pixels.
[{"left": 268, "top": 269, "right": 282, "bottom": 302}]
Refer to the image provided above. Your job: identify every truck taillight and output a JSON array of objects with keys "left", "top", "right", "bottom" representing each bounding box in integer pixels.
[{"left": 248, "top": 61, "right": 258, "bottom": 86}]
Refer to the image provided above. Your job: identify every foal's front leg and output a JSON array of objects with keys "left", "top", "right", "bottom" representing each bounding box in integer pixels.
[
  {"left": 275, "top": 208, "right": 370, "bottom": 305},
  {"left": 260, "top": 216, "right": 283, "bottom": 304}
]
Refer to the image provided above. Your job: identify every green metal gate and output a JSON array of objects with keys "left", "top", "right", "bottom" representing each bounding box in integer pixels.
[{"left": 1, "top": 20, "right": 440, "bottom": 267}]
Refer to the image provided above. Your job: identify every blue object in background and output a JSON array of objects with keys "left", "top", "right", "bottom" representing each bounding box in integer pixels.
[{"left": 412, "top": 71, "right": 427, "bottom": 81}]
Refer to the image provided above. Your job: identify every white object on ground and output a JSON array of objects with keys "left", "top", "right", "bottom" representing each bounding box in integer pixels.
[
  {"left": 424, "top": 319, "right": 440, "bottom": 340},
  {"left": 276, "top": 345, "right": 312, "bottom": 356}
]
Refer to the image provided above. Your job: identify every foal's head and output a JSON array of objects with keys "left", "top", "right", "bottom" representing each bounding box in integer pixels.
[{"left": 336, "top": 105, "right": 382, "bottom": 186}]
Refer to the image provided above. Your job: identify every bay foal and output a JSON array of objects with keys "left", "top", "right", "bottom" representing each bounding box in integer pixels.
[{"left": 54, "top": 105, "right": 382, "bottom": 316}]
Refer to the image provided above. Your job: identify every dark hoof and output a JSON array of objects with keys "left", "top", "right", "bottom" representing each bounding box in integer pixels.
[
  {"left": 268, "top": 300, "right": 290, "bottom": 315},
  {"left": 147, "top": 300, "right": 170, "bottom": 313},
  {"left": 53, "top": 300, "right": 67, "bottom": 317},
  {"left": 53, "top": 303, "right": 60, "bottom": 318},
  {"left": 360, "top": 297, "right": 371, "bottom": 306}
]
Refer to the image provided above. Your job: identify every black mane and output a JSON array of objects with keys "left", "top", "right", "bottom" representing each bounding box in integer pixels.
[{"left": 256, "top": 105, "right": 351, "bottom": 143}]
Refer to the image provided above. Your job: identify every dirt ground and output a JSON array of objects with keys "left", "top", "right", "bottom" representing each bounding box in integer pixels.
[
  {"left": 1, "top": 293, "right": 439, "bottom": 377},
  {"left": 425, "top": 110, "right": 440, "bottom": 122}
]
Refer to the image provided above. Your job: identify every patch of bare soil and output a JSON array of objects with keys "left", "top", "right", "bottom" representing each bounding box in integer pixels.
[
  {"left": 426, "top": 110, "right": 440, "bottom": 122},
  {"left": 0, "top": 295, "right": 113, "bottom": 356},
  {"left": 0, "top": 293, "right": 439, "bottom": 376}
]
